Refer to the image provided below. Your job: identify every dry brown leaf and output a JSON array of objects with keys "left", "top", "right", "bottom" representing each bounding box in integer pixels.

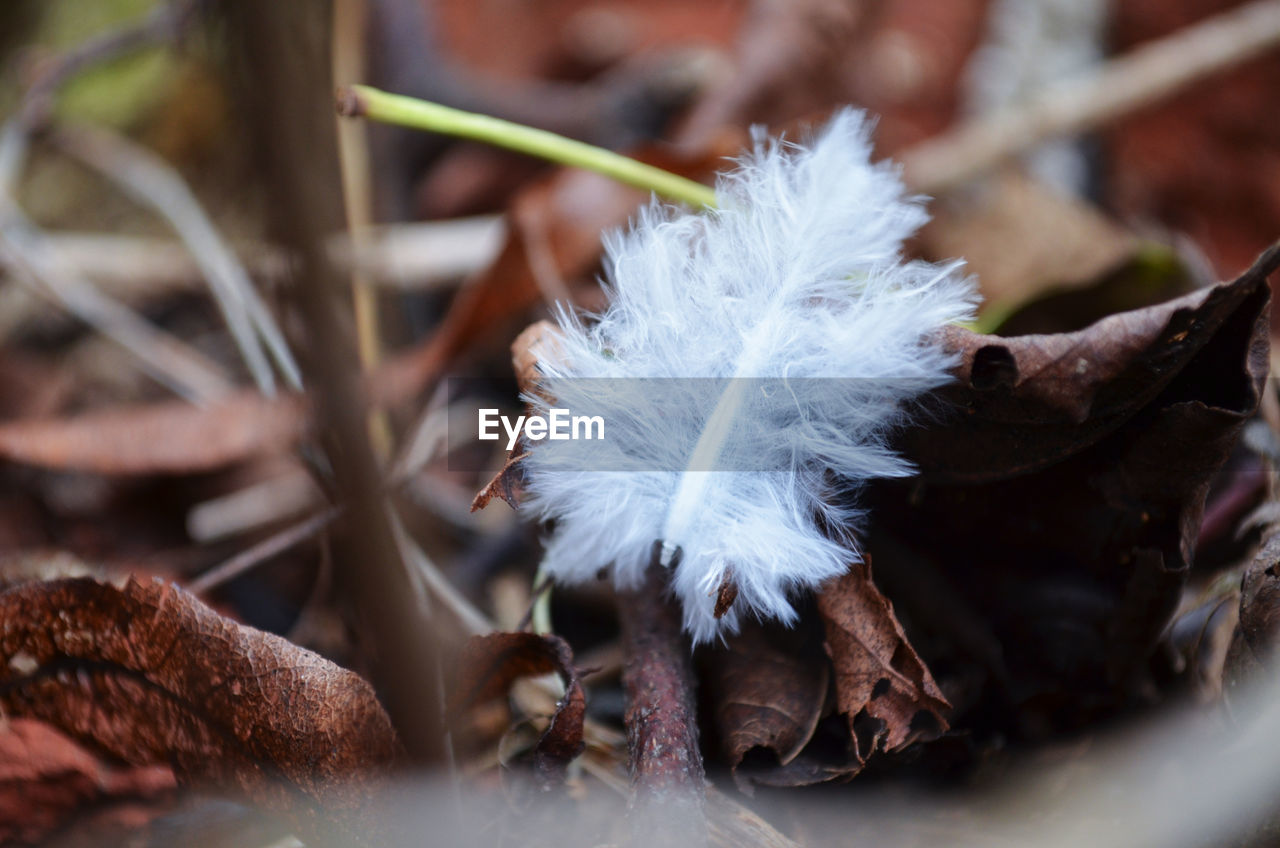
[
  {"left": 1226, "top": 532, "right": 1280, "bottom": 702},
  {"left": 512, "top": 319, "right": 564, "bottom": 398},
  {"left": 0, "top": 718, "right": 175, "bottom": 844},
  {"left": 703, "top": 623, "right": 831, "bottom": 792},
  {"left": 0, "top": 392, "right": 305, "bottom": 475},
  {"left": 450, "top": 631, "right": 586, "bottom": 787},
  {"left": 470, "top": 449, "right": 528, "bottom": 512},
  {"left": 0, "top": 577, "right": 398, "bottom": 842},
  {"left": 902, "top": 245, "right": 1278, "bottom": 482},
  {"left": 872, "top": 245, "right": 1275, "bottom": 730},
  {"left": 817, "top": 561, "right": 950, "bottom": 760},
  {"left": 713, "top": 568, "right": 739, "bottom": 619}
]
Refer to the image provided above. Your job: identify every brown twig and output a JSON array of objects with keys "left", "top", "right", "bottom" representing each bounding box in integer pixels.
[
  {"left": 902, "top": 0, "right": 1280, "bottom": 194},
  {"left": 188, "top": 506, "right": 342, "bottom": 596},
  {"left": 618, "top": 559, "right": 708, "bottom": 845}
]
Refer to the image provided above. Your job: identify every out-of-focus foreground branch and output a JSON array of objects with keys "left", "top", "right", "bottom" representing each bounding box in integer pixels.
[{"left": 218, "top": 0, "right": 447, "bottom": 763}]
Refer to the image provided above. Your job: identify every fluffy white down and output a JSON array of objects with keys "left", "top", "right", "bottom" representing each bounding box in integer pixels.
[{"left": 520, "top": 109, "right": 978, "bottom": 643}]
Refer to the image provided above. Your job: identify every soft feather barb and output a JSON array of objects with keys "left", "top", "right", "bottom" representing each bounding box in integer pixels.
[{"left": 520, "top": 108, "right": 978, "bottom": 643}]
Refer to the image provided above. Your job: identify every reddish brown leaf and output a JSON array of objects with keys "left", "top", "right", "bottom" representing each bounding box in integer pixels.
[
  {"left": 0, "top": 718, "right": 175, "bottom": 844},
  {"left": 512, "top": 319, "right": 565, "bottom": 399},
  {"left": 817, "top": 561, "right": 950, "bottom": 760},
  {"left": 0, "top": 577, "right": 398, "bottom": 841},
  {"left": 704, "top": 622, "right": 832, "bottom": 792},
  {"left": 468, "top": 319, "right": 563, "bottom": 512},
  {"left": 451, "top": 631, "right": 586, "bottom": 787},
  {"left": 0, "top": 392, "right": 305, "bottom": 475}
]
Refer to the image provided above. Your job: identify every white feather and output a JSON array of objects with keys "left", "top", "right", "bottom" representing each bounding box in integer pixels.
[{"left": 520, "top": 108, "right": 978, "bottom": 643}]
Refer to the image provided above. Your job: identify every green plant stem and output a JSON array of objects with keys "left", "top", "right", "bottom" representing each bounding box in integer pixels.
[
  {"left": 531, "top": 566, "right": 553, "bottom": 636},
  {"left": 337, "top": 85, "right": 718, "bottom": 209}
]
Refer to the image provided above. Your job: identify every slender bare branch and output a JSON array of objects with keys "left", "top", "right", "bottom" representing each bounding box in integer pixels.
[
  {"left": 618, "top": 562, "right": 708, "bottom": 846},
  {"left": 189, "top": 507, "right": 341, "bottom": 596},
  {"left": 903, "top": 0, "right": 1280, "bottom": 193},
  {"left": 0, "top": 218, "right": 504, "bottom": 312}
]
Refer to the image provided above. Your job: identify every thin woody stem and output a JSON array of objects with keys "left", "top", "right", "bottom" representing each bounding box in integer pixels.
[{"left": 618, "top": 557, "right": 708, "bottom": 845}]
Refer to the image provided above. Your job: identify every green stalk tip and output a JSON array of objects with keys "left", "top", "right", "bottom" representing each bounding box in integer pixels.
[{"left": 338, "top": 84, "right": 718, "bottom": 209}]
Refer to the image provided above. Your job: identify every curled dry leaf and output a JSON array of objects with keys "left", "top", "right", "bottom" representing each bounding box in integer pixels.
[
  {"left": 902, "top": 244, "right": 1278, "bottom": 481},
  {"left": 450, "top": 632, "right": 586, "bottom": 788},
  {"left": 0, "top": 577, "right": 398, "bottom": 843},
  {"left": 470, "top": 319, "right": 575, "bottom": 512},
  {"left": 1226, "top": 532, "right": 1280, "bottom": 706},
  {"left": 468, "top": 319, "right": 564, "bottom": 511},
  {"left": 0, "top": 718, "right": 175, "bottom": 844},
  {"left": 512, "top": 319, "right": 564, "bottom": 399},
  {"left": 703, "top": 622, "right": 833, "bottom": 792},
  {"left": 817, "top": 561, "right": 950, "bottom": 762},
  {"left": 713, "top": 568, "right": 739, "bottom": 620},
  {"left": 470, "top": 449, "right": 528, "bottom": 512}
]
